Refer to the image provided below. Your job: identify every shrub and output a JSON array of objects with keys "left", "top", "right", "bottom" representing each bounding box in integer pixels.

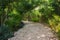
[
  {"left": 5, "top": 9, "right": 23, "bottom": 31},
  {"left": 0, "top": 25, "right": 13, "bottom": 40},
  {"left": 48, "top": 14, "right": 60, "bottom": 32}
]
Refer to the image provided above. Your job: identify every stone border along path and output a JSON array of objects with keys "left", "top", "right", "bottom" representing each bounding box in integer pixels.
[{"left": 8, "top": 21, "right": 58, "bottom": 40}]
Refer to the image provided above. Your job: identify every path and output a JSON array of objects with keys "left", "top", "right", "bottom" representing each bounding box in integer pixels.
[{"left": 8, "top": 21, "right": 58, "bottom": 40}]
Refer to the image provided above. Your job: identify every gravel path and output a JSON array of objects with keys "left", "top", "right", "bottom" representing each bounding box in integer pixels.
[{"left": 8, "top": 21, "right": 58, "bottom": 40}]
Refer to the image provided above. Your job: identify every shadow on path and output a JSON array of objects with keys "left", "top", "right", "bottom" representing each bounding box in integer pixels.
[{"left": 14, "top": 21, "right": 25, "bottom": 31}]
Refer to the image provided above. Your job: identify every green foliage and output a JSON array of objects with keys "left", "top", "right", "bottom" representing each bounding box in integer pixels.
[
  {"left": 30, "top": 10, "right": 40, "bottom": 22},
  {"left": 5, "top": 9, "right": 23, "bottom": 31},
  {"left": 0, "top": 0, "right": 60, "bottom": 39},
  {"left": 23, "top": 10, "right": 41, "bottom": 22},
  {"left": 0, "top": 25, "right": 13, "bottom": 40},
  {"left": 0, "top": 0, "right": 41, "bottom": 31},
  {"left": 48, "top": 14, "right": 60, "bottom": 32}
]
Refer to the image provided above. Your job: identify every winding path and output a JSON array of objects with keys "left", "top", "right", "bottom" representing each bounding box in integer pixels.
[{"left": 8, "top": 21, "right": 58, "bottom": 40}]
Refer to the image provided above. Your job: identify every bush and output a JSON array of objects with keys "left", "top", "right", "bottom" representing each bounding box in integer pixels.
[
  {"left": 23, "top": 10, "right": 42, "bottom": 22},
  {"left": 5, "top": 9, "right": 23, "bottom": 31},
  {"left": 0, "top": 25, "right": 13, "bottom": 40},
  {"left": 48, "top": 14, "right": 60, "bottom": 32}
]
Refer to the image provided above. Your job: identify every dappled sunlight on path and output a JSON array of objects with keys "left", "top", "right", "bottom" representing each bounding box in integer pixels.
[{"left": 8, "top": 21, "right": 58, "bottom": 40}]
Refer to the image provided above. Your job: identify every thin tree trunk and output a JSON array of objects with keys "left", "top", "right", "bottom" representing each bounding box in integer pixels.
[{"left": 1, "top": 15, "right": 3, "bottom": 27}]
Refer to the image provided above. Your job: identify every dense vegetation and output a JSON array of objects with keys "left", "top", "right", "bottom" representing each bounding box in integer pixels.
[{"left": 0, "top": 0, "right": 60, "bottom": 40}]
